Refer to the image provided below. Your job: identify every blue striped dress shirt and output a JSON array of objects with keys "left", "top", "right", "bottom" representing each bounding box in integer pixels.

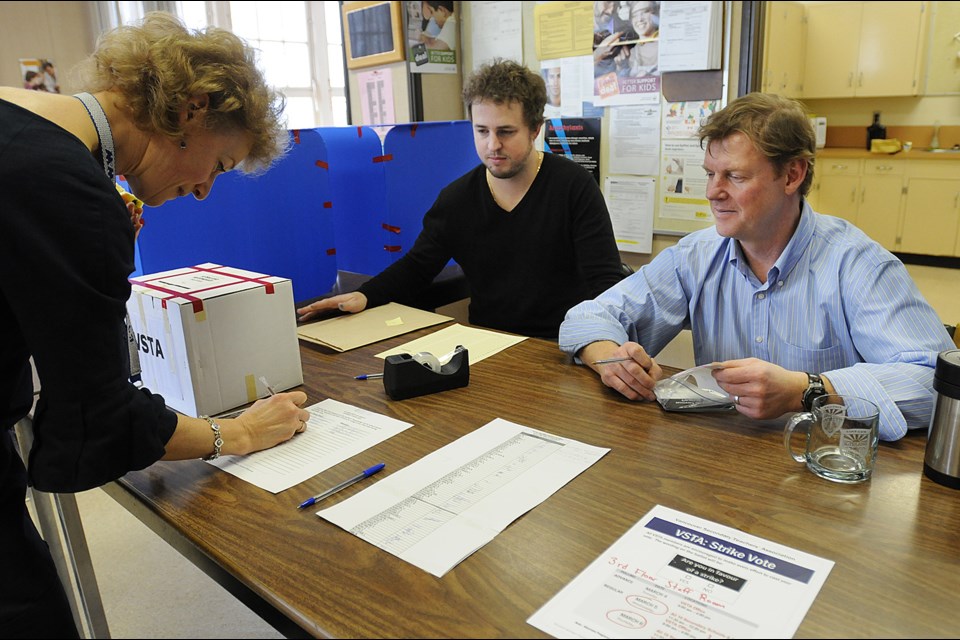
[{"left": 559, "top": 203, "right": 954, "bottom": 440}]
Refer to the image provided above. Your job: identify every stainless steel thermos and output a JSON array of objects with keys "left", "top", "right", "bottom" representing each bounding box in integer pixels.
[{"left": 924, "top": 349, "right": 960, "bottom": 489}]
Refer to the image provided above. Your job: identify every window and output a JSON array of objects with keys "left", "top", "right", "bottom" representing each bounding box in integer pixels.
[{"left": 161, "top": 1, "right": 348, "bottom": 128}]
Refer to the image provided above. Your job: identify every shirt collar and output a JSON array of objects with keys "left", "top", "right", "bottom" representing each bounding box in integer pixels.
[{"left": 725, "top": 199, "right": 814, "bottom": 287}]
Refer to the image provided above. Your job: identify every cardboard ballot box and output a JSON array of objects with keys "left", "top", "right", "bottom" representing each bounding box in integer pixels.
[{"left": 127, "top": 263, "right": 303, "bottom": 418}]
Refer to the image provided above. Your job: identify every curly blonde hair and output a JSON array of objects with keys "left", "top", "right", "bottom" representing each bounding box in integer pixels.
[
  {"left": 75, "top": 11, "right": 288, "bottom": 173},
  {"left": 462, "top": 58, "right": 546, "bottom": 132}
]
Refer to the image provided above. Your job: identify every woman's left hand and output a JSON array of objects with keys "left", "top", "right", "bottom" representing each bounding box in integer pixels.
[{"left": 116, "top": 183, "right": 145, "bottom": 239}]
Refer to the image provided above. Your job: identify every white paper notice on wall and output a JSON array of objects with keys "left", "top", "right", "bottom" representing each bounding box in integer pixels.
[
  {"left": 605, "top": 176, "right": 655, "bottom": 255},
  {"left": 658, "top": 0, "right": 723, "bottom": 72}
]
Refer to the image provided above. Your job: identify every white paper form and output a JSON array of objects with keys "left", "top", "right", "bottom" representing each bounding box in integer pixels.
[
  {"left": 605, "top": 176, "right": 655, "bottom": 254},
  {"left": 608, "top": 104, "right": 662, "bottom": 176},
  {"left": 318, "top": 418, "right": 609, "bottom": 577},
  {"left": 470, "top": 1, "right": 523, "bottom": 70},
  {"left": 528, "top": 504, "right": 834, "bottom": 639},
  {"left": 209, "top": 399, "right": 413, "bottom": 493}
]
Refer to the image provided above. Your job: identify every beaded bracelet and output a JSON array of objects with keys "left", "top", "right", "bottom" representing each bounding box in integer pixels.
[{"left": 201, "top": 416, "right": 223, "bottom": 460}]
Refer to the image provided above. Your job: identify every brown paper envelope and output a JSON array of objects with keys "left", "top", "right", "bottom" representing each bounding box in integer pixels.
[{"left": 296, "top": 302, "right": 452, "bottom": 352}]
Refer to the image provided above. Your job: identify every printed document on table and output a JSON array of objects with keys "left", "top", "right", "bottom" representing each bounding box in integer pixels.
[
  {"left": 318, "top": 418, "right": 609, "bottom": 577},
  {"left": 528, "top": 504, "right": 834, "bottom": 639},
  {"left": 209, "top": 399, "right": 413, "bottom": 493}
]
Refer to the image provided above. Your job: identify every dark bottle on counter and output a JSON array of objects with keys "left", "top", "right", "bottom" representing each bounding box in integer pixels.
[{"left": 866, "top": 111, "right": 887, "bottom": 151}]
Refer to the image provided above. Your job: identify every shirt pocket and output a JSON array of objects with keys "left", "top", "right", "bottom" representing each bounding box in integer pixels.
[{"left": 771, "top": 340, "right": 848, "bottom": 373}]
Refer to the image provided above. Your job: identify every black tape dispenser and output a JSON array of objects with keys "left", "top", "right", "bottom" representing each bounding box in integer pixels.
[{"left": 383, "top": 345, "right": 469, "bottom": 400}]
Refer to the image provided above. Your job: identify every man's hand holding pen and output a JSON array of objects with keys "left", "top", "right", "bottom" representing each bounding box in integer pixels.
[{"left": 582, "top": 341, "right": 662, "bottom": 402}]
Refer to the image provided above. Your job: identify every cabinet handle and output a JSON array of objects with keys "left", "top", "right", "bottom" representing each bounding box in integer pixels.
[
  {"left": 832, "top": 164, "right": 848, "bottom": 170},
  {"left": 858, "top": 71, "right": 863, "bottom": 87},
  {"left": 874, "top": 165, "right": 893, "bottom": 171},
  {"left": 850, "top": 188, "right": 856, "bottom": 203},
  {"left": 848, "top": 72, "right": 853, "bottom": 88},
  {"left": 861, "top": 187, "right": 866, "bottom": 204}
]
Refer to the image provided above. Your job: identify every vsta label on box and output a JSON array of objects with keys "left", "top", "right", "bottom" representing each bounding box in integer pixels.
[{"left": 127, "top": 263, "right": 303, "bottom": 417}]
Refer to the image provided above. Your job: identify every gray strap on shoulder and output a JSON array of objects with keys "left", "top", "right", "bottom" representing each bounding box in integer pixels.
[{"left": 73, "top": 92, "right": 115, "bottom": 180}]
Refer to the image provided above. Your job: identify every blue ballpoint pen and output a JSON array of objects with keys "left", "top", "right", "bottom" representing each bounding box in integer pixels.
[
  {"left": 297, "top": 463, "right": 386, "bottom": 509},
  {"left": 354, "top": 373, "right": 384, "bottom": 380}
]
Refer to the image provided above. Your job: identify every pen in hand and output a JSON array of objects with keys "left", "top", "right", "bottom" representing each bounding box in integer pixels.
[
  {"left": 592, "top": 357, "right": 633, "bottom": 365},
  {"left": 215, "top": 376, "right": 277, "bottom": 419},
  {"left": 298, "top": 463, "right": 386, "bottom": 509},
  {"left": 259, "top": 376, "right": 278, "bottom": 395}
]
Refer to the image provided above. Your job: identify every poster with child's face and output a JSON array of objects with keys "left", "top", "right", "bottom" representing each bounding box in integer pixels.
[{"left": 405, "top": 1, "right": 458, "bottom": 74}]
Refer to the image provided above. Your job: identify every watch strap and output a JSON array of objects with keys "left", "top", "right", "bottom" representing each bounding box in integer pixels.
[{"left": 802, "top": 372, "right": 826, "bottom": 411}]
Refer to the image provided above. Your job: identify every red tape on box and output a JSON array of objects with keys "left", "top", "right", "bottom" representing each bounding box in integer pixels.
[{"left": 129, "top": 264, "right": 277, "bottom": 316}]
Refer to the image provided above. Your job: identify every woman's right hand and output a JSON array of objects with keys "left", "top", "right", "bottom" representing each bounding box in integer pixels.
[
  {"left": 164, "top": 391, "right": 311, "bottom": 461},
  {"left": 296, "top": 292, "right": 368, "bottom": 322},
  {"left": 235, "top": 391, "right": 311, "bottom": 454}
]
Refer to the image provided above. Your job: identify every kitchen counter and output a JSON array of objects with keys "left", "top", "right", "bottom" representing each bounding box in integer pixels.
[{"left": 818, "top": 147, "right": 960, "bottom": 160}]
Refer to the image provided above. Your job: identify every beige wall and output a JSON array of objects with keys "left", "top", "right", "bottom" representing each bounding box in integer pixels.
[{"left": 0, "top": 1, "right": 96, "bottom": 94}]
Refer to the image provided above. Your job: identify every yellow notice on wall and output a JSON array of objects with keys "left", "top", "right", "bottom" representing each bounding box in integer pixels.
[{"left": 533, "top": 1, "right": 594, "bottom": 61}]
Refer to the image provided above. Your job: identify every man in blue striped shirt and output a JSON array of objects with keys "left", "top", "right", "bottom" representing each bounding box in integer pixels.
[{"left": 559, "top": 92, "right": 954, "bottom": 441}]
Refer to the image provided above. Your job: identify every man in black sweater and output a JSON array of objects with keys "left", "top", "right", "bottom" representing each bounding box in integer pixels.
[{"left": 297, "top": 59, "right": 623, "bottom": 339}]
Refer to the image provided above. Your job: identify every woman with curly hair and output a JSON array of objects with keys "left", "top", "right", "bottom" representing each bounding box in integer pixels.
[{"left": 0, "top": 13, "right": 309, "bottom": 637}]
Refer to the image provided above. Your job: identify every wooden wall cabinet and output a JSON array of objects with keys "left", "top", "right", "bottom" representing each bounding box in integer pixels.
[
  {"left": 761, "top": 1, "right": 805, "bottom": 97},
  {"left": 802, "top": 2, "right": 927, "bottom": 99},
  {"left": 901, "top": 161, "right": 960, "bottom": 256},
  {"left": 924, "top": 1, "right": 960, "bottom": 95},
  {"left": 812, "top": 158, "right": 905, "bottom": 251}
]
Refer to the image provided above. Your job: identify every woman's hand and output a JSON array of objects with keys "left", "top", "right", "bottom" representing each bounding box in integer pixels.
[
  {"left": 234, "top": 391, "right": 311, "bottom": 454},
  {"left": 116, "top": 183, "right": 145, "bottom": 239}
]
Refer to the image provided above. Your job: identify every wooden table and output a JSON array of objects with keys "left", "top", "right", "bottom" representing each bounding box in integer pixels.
[{"left": 105, "top": 325, "right": 960, "bottom": 638}]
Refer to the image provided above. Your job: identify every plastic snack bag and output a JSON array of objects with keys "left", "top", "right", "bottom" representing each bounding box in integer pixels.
[{"left": 654, "top": 363, "right": 735, "bottom": 412}]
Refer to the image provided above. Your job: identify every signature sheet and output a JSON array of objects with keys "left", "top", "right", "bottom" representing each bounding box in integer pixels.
[{"left": 317, "top": 418, "right": 609, "bottom": 577}]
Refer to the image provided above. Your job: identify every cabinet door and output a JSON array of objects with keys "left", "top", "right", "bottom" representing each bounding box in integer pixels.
[
  {"left": 901, "top": 178, "right": 960, "bottom": 256},
  {"left": 762, "top": 1, "right": 805, "bottom": 97},
  {"left": 858, "top": 174, "right": 903, "bottom": 250},
  {"left": 816, "top": 159, "right": 861, "bottom": 224},
  {"left": 857, "top": 1, "right": 925, "bottom": 97},
  {"left": 818, "top": 174, "right": 860, "bottom": 225},
  {"left": 925, "top": 0, "right": 960, "bottom": 95},
  {"left": 802, "top": 2, "right": 862, "bottom": 98}
]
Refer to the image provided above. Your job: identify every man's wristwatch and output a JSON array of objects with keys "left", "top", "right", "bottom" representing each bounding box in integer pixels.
[{"left": 802, "top": 373, "right": 827, "bottom": 411}]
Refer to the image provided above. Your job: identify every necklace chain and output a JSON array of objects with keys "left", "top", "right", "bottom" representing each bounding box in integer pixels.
[{"left": 487, "top": 151, "right": 543, "bottom": 211}]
